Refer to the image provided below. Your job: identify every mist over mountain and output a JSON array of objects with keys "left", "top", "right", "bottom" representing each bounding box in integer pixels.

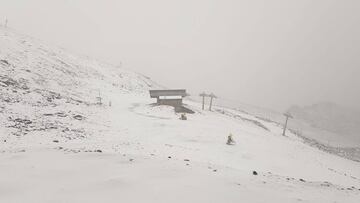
[
  {"left": 1, "top": 17, "right": 360, "bottom": 203},
  {"left": 289, "top": 102, "right": 360, "bottom": 137}
]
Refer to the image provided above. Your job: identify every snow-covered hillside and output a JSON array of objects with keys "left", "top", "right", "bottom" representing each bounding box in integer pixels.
[
  {"left": 206, "top": 97, "right": 360, "bottom": 161},
  {"left": 0, "top": 26, "right": 160, "bottom": 143},
  {"left": 288, "top": 103, "right": 360, "bottom": 147},
  {"left": 1, "top": 27, "right": 360, "bottom": 203}
]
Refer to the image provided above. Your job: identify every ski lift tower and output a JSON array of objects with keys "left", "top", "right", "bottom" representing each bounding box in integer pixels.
[
  {"left": 208, "top": 93, "right": 217, "bottom": 111},
  {"left": 199, "top": 92, "right": 208, "bottom": 110},
  {"left": 282, "top": 112, "right": 293, "bottom": 136}
]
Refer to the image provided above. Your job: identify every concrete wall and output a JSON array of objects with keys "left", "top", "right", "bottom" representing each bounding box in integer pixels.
[
  {"left": 154, "top": 98, "right": 194, "bottom": 114},
  {"left": 157, "top": 98, "right": 183, "bottom": 106}
]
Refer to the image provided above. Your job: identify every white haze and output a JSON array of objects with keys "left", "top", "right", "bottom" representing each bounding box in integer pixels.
[{"left": 1, "top": 0, "right": 360, "bottom": 111}]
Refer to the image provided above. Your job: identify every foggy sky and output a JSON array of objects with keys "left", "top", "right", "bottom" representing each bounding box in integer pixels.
[{"left": 1, "top": 0, "right": 360, "bottom": 111}]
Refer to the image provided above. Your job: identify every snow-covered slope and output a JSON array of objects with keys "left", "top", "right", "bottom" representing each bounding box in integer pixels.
[
  {"left": 288, "top": 103, "right": 360, "bottom": 147},
  {"left": 206, "top": 97, "right": 360, "bottom": 160},
  {"left": 0, "top": 26, "right": 160, "bottom": 142},
  {"left": 1, "top": 27, "right": 360, "bottom": 203}
]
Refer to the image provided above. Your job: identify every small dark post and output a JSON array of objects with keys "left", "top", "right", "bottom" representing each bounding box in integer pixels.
[
  {"left": 209, "top": 93, "right": 217, "bottom": 111},
  {"left": 282, "top": 112, "right": 293, "bottom": 136},
  {"left": 5, "top": 18, "right": 8, "bottom": 28},
  {"left": 97, "top": 90, "right": 102, "bottom": 105}
]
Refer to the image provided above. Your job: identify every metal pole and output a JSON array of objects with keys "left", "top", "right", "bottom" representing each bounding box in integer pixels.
[
  {"left": 199, "top": 92, "right": 207, "bottom": 110},
  {"left": 209, "top": 93, "right": 216, "bottom": 111},
  {"left": 282, "top": 116, "right": 288, "bottom": 136},
  {"left": 202, "top": 95, "right": 205, "bottom": 110},
  {"left": 282, "top": 113, "right": 293, "bottom": 136}
]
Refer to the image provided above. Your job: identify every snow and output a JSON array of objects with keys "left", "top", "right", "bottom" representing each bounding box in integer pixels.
[
  {"left": 1, "top": 27, "right": 360, "bottom": 202},
  {"left": 288, "top": 103, "right": 360, "bottom": 147}
]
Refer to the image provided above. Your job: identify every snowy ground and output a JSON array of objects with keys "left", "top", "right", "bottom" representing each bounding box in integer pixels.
[
  {"left": 1, "top": 27, "right": 360, "bottom": 202},
  {"left": 1, "top": 94, "right": 360, "bottom": 203}
]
